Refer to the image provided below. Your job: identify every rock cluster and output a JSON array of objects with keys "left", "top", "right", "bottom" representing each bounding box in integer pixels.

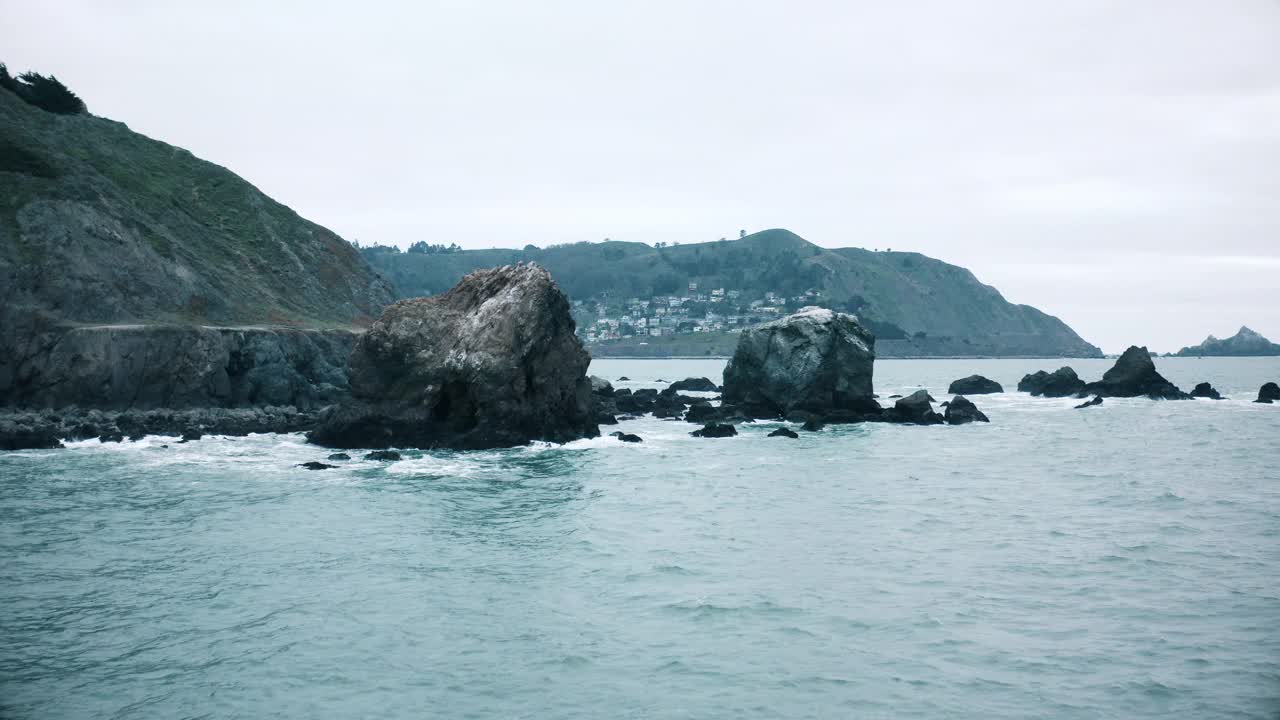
[
  {"left": 1017, "top": 367, "right": 1086, "bottom": 397},
  {"left": 1019, "top": 347, "right": 1190, "bottom": 400},
  {"left": 308, "top": 264, "right": 597, "bottom": 449},
  {"left": 0, "top": 406, "right": 319, "bottom": 450}
]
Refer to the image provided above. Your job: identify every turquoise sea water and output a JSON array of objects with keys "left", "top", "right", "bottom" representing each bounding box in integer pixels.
[{"left": 2, "top": 357, "right": 1278, "bottom": 719}]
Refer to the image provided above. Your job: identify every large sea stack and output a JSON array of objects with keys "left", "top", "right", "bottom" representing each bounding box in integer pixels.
[
  {"left": 722, "top": 307, "right": 877, "bottom": 418},
  {"left": 1082, "top": 346, "right": 1189, "bottom": 400},
  {"left": 308, "top": 264, "right": 597, "bottom": 449}
]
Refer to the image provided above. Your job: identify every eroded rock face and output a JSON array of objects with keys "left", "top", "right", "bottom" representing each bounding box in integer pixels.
[
  {"left": 308, "top": 264, "right": 597, "bottom": 449},
  {"left": 1017, "top": 367, "right": 1086, "bottom": 397},
  {"left": 722, "top": 307, "right": 876, "bottom": 418},
  {"left": 1082, "top": 346, "right": 1188, "bottom": 400},
  {"left": 947, "top": 375, "right": 1003, "bottom": 395}
]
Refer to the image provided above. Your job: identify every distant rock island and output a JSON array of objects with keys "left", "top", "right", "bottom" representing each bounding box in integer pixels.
[
  {"left": 1174, "top": 327, "right": 1280, "bottom": 357},
  {"left": 363, "top": 230, "right": 1103, "bottom": 359}
]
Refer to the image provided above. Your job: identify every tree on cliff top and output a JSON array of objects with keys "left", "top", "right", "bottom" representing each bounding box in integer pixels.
[{"left": 0, "top": 63, "right": 87, "bottom": 115}]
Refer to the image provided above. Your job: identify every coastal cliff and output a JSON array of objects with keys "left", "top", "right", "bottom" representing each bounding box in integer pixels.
[{"left": 0, "top": 78, "right": 393, "bottom": 412}]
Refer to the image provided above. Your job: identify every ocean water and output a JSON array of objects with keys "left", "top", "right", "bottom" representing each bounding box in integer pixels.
[{"left": 1, "top": 357, "right": 1278, "bottom": 719}]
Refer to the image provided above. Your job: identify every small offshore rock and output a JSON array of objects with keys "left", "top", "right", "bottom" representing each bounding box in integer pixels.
[
  {"left": 768, "top": 427, "right": 800, "bottom": 438},
  {"left": 609, "top": 432, "right": 643, "bottom": 443},
  {"left": 179, "top": 429, "right": 203, "bottom": 443},
  {"left": 1189, "top": 382, "right": 1224, "bottom": 400},
  {"left": 1018, "top": 367, "right": 1086, "bottom": 397},
  {"left": 947, "top": 375, "right": 1003, "bottom": 395},
  {"left": 1255, "top": 382, "right": 1280, "bottom": 404},
  {"left": 943, "top": 395, "right": 989, "bottom": 425},
  {"left": 298, "top": 461, "right": 338, "bottom": 470},
  {"left": 617, "top": 376, "right": 630, "bottom": 381},
  {"left": 690, "top": 423, "right": 738, "bottom": 438},
  {"left": 889, "top": 390, "right": 945, "bottom": 425},
  {"left": 327, "top": 453, "right": 352, "bottom": 460},
  {"left": 800, "top": 418, "right": 825, "bottom": 432},
  {"left": 1081, "top": 346, "right": 1189, "bottom": 400},
  {"left": 669, "top": 377, "right": 718, "bottom": 392},
  {"left": 1074, "top": 395, "right": 1104, "bottom": 409},
  {"left": 364, "top": 450, "right": 402, "bottom": 461}
]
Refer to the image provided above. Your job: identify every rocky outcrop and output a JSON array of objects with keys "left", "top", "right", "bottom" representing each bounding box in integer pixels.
[
  {"left": 1189, "top": 382, "right": 1224, "bottom": 400},
  {"left": 1074, "top": 396, "right": 1103, "bottom": 409},
  {"left": 1256, "top": 382, "right": 1280, "bottom": 404},
  {"left": 885, "top": 390, "right": 944, "bottom": 424},
  {"left": 1017, "top": 367, "right": 1086, "bottom": 397},
  {"left": 943, "top": 396, "right": 989, "bottom": 425},
  {"left": 1081, "top": 346, "right": 1189, "bottom": 400},
  {"left": 947, "top": 375, "right": 1003, "bottom": 395},
  {"left": 308, "top": 264, "right": 597, "bottom": 449},
  {"left": 1, "top": 322, "right": 356, "bottom": 411},
  {"left": 722, "top": 307, "right": 877, "bottom": 418},
  {"left": 0, "top": 405, "right": 319, "bottom": 449},
  {"left": 691, "top": 422, "right": 737, "bottom": 438},
  {"left": 669, "top": 377, "right": 718, "bottom": 392}
]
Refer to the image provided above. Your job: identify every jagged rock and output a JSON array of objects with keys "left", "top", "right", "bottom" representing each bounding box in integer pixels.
[
  {"left": 947, "top": 375, "right": 1003, "bottom": 395},
  {"left": 690, "top": 423, "right": 738, "bottom": 438},
  {"left": 1074, "top": 395, "right": 1104, "bottom": 409},
  {"left": 886, "top": 390, "right": 944, "bottom": 424},
  {"left": 722, "top": 307, "right": 877, "bottom": 418},
  {"left": 364, "top": 450, "right": 402, "bottom": 461},
  {"left": 308, "top": 264, "right": 597, "bottom": 449},
  {"left": 768, "top": 427, "right": 799, "bottom": 438},
  {"left": 1256, "top": 382, "right": 1280, "bottom": 404},
  {"left": 669, "top": 377, "right": 718, "bottom": 392},
  {"left": 1190, "top": 382, "right": 1224, "bottom": 400},
  {"left": 609, "top": 431, "right": 643, "bottom": 443},
  {"left": 1081, "top": 346, "right": 1189, "bottom": 399},
  {"left": 943, "top": 395, "right": 989, "bottom": 424},
  {"left": 1018, "top": 367, "right": 1086, "bottom": 397},
  {"left": 327, "top": 453, "right": 351, "bottom": 460},
  {"left": 298, "top": 461, "right": 338, "bottom": 470}
]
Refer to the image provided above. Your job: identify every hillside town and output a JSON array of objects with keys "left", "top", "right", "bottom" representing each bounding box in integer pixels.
[{"left": 574, "top": 283, "right": 824, "bottom": 343}]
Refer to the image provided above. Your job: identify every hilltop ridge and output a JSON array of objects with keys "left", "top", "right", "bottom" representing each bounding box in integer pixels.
[
  {"left": 1175, "top": 326, "right": 1280, "bottom": 357},
  {"left": 364, "top": 229, "right": 1103, "bottom": 358}
]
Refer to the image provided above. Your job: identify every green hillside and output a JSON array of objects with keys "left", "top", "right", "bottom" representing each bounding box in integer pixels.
[
  {"left": 0, "top": 83, "right": 392, "bottom": 329},
  {"left": 364, "top": 229, "right": 1102, "bottom": 357}
]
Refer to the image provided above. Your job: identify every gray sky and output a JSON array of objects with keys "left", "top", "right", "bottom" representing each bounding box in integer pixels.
[{"left": 7, "top": 1, "right": 1279, "bottom": 353}]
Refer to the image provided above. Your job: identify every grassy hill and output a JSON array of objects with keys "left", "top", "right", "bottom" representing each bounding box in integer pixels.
[
  {"left": 365, "top": 229, "right": 1102, "bottom": 357},
  {"left": 0, "top": 85, "right": 392, "bottom": 329}
]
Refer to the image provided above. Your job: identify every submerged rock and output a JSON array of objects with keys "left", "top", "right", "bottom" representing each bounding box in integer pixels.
[
  {"left": 690, "top": 423, "right": 738, "bottom": 438},
  {"left": 1256, "top": 382, "right": 1280, "bottom": 404},
  {"left": 1017, "top": 367, "right": 1086, "bottom": 397},
  {"left": 308, "top": 264, "right": 597, "bottom": 450},
  {"left": 1082, "top": 346, "right": 1189, "bottom": 400},
  {"left": 326, "top": 453, "right": 351, "bottom": 460},
  {"left": 669, "top": 377, "right": 718, "bottom": 392},
  {"left": 943, "top": 395, "right": 989, "bottom": 424},
  {"left": 722, "top": 307, "right": 877, "bottom": 418},
  {"left": 298, "top": 461, "right": 338, "bottom": 470},
  {"left": 947, "top": 375, "right": 1003, "bottom": 395},
  {"left": 767, "top": 427, "right": 800, "bottom": 438},
  {"left": 1074, "top": 395, "right": 1104, "bottom": 409},
  {"left": 1189, "top": 382, "right": 1224, "bottom": 400},
  {"left": 609, "top": 431, "right": 643, "bottom": 443},
  {"left": 800, "top": 418, "right": 825, "bottom": 432},
  {"left": 179, "top": 429, "right": 203, "bottom": 443},
  {"left": 364, "top": 450, "right": 402, "bottom": 461}
]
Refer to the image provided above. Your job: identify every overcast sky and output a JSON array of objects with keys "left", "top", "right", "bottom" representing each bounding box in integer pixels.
[{"left": 6, "top": 1, "right": 1279, "bottom": 352}]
